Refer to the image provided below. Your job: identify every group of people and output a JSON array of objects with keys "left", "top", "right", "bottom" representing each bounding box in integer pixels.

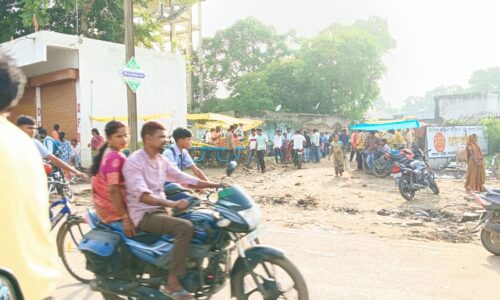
[
  {"left": 349, "top": 129, "right": 415, "bottom": 172},
  {"left": 202, "top": 123, "right": 244, "bottom": 145}
]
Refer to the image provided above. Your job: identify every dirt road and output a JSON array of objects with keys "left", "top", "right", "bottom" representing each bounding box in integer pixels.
[
  {"left": 54, "top": 226, "right": 500, "bottom": 300},
  {"left": 53, "top": 158, "right": 500, "bottom": 299}
]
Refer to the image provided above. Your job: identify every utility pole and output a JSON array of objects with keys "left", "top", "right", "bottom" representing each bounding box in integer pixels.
[
  {"left": 186, "top": 6, "right": 193, "bottom": 112},
  {"left": 198, "top": 1, "right": 204, "bottom": 111},
  {"left": 124, "top": 0, "right": 138, "bottom": 152}
]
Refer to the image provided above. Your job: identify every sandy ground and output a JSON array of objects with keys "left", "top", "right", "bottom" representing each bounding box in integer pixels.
[{"left": 52, "top": 157, "right": 500, "bottom": 299}]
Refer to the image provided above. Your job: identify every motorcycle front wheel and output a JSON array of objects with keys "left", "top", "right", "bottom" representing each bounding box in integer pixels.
[
  {"left": 370, "top": 160, "right": 391, "bottom": 178},
  {"left": 232, "top": 256, "right": 308, "bottom": 300},
  {"left": 398, "top": 178, "right": 415, "bottom": 201},
  {"left": 480, "top": 229, "right": 500, "bottom": 256},
  {"left": 429, "top": 181, "right": 440, "bottom": 195}
]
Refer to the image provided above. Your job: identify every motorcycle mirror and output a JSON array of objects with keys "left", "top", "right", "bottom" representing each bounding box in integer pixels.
[{"left": 226, "top": 161, "right": 238, "bottom": 176}]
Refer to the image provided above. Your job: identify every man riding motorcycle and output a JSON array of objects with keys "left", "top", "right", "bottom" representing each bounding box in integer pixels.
[{"left": 122, "top": 121, "right": 222, "bottom": 300}]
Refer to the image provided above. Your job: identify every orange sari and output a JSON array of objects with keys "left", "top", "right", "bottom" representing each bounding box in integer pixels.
[{"left": 465, "top": 136, "right": 485, "bottom": 192}]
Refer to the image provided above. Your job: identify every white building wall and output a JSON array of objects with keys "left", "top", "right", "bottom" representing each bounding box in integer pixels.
[
  {"left": 78, "top": 37, "right": 187, "bottom": 166},
  {"left": 437, "top": 93, "right": 500, "bottom": 120}
]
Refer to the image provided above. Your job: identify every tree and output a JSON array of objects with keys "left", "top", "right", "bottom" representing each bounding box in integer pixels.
[
  {"left": 400, "top": 85, "right": 464, "bottom": 116},
  {"left": 0, "top": 0, "right": 169, "bottom": 47},
  {"left": 297, "top": 26, "right": 387, "bottom": 119},
  {"left": 200, "top": 17, "right": 294, "bottom": 98},
  {"left": 468, "top": 67, "right": 500, "bottom": 92}
]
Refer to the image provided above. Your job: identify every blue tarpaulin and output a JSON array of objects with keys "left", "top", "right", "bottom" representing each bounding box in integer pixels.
[{"left": 350, "top": 120, "right": 420, "bottom": 131}]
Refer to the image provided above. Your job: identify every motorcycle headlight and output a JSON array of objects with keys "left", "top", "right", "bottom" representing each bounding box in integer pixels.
[{"left": 238, "top": 206, "right": 262, "bottom": 230}]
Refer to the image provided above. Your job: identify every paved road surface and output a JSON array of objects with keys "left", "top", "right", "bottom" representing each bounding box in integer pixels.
[{"left": 53, "top": 226, "right": 500, "bottom": 300}]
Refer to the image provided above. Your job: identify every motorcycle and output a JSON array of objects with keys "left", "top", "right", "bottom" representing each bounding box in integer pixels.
[
  {"left": 293, "top": 149, "right": 304, "bottom": 169},
  {"left": 370, "top": 149, "right": 415, "bottom": 178},
  {"left": 79, "top": 184, "right": 309, "bottom": 300},
  {"left": 393, "top": 149, "right": 440, "bottom": 201},
  {"left": 473, "top": 187, "right": 500, "bottom": 255}
]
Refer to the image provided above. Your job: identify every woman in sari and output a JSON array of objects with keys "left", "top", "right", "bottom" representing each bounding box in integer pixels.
[
  {"left": 465, "top": 134, "right": 485, "bottom": 192},
  {"left": 331, "top": 133, "right": 345, "bottom": 177},
  {"left": 91, "top": 121, "right": 135, "bottom": 237}
]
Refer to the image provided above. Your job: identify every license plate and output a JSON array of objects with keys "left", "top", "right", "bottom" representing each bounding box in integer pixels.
[
  {"left": 246, "top": 224, "right": 267, "bottom": 243},
  {"left": 392, "top": 173, "right": 401, "bottom": 178}
]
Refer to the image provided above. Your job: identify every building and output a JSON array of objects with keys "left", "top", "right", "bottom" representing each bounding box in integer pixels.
[
  {"left": 1, "top": 31, "right": 188, "bottom": 167},
  {"left": 435, "top": 92, "right": 500, "bottom": 122}
]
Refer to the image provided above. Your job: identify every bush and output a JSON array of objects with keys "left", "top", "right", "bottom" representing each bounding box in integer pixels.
[{"left": 482, "top": 117, "right": 500, "bottom": 153}]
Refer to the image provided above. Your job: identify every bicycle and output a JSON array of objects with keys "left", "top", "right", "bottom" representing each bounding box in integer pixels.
[
  {"left": 493, "top": 153, "right": 500, "bottom": 180},
  {"left": 50, "top": 197, "right": 93, "bottom": 283},
  {"left": 47, "top": 166, "right": 74, "bottom": 200}
]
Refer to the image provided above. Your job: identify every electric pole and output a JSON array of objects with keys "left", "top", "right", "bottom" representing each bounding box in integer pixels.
[{"left": 124, "top": 0, "right": 138, "bottom": 152}]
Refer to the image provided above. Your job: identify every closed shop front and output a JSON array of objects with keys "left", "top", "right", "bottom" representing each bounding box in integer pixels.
[
  {"left": 7, "top": 87, "right": 36, "bottom": 124},
  {"left": 40, "top": 80, "right": 77, "bottom": 140}
]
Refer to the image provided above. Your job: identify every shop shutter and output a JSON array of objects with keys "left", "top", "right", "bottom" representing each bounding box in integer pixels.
[
  {"left": 40, "top": 81, "right": 77, "bottom": 140},
  {"left": 7, "top": 87, "right": 36, "bottom": 124}
]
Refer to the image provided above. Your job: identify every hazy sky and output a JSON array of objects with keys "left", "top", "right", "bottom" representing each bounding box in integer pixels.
[{"left": 201, "top": 0, "right": 500, "bottom": 107}]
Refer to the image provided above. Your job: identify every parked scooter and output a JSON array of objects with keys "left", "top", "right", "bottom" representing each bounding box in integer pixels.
[
  {"left": 394, "top": 149, "right": 439, "bottom": 201},
  {"left": 473, "top": 187, "right": 500, "bottom": 255}
]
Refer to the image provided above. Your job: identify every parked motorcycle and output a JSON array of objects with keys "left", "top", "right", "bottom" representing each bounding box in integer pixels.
[
  {"left": 80, "top": 184, "right": 309, "bottom": 300},
  {"left": 370, "top": 149, "right": 414, "bottom": 178},
  {"left": 394, "top": 149, "right": 439, "bottom": 201},
  {"left": 473, "top": 187, "right": 500, "bottom": 255}
]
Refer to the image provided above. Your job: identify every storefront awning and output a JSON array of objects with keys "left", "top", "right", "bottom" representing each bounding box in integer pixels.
[{"left": 350, "top": 119, "right": 420, "bottom": 131}]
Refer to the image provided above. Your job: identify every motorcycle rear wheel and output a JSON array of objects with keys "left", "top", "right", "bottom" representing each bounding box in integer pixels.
[
  {"left": 398, "top": 178, "right": 415, "bottom": 201},
  {"left": 232, "top": 256, "right": 308, "bottom": 300},
  {"left": 480, "top": 229, "right": 500, "bottom": 256}
]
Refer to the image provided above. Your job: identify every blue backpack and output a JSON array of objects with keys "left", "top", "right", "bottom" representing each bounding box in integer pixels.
[{"left": 44, "top": 137, "right": 62, "bottom": 157}]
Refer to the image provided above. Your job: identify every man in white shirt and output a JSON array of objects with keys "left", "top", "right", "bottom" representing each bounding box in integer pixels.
[
  {"left": 163, "top": 127, "right": 208, "bottom": 181},
  {"left": 17, "top": 115, "right": 86, "bottom": 178},
  {"left": 245, "top": 128, "right": 258, "bottom": 169},
  {"left": 273, "top": 130, "right": 284, "bottom": 163},
  {"left": 292, "top": 130, "right": 306, "bottom": 151},
  {"left": 311, "top": 129, "right": 321, "bottom": 163}
]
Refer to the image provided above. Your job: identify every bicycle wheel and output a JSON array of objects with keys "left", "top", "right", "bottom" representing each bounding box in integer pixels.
[
  {"left": 57, "top": 215, "right": 94, "bottom": 283},
  {"left": 493, "top": 155, "right": 500, "bottom": 180}
]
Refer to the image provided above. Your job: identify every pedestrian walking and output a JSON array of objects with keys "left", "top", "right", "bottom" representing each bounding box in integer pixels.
[
  {"left": 312, "top": 129, "right": 321, "bottom": 163},
  {"left": 465, "top": 134, "right": 486, "bottom": 192},
  {"left": 246, "top": 128, "right": 258, "bottom": 169},
  {"left": 273, "top": 130, "right": 284, "bottom": 163},
  {"left": 255, "top": 128, "right": 268, "bottom": 173}
]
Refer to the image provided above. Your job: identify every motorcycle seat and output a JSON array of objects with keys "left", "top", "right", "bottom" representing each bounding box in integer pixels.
[
  {"left": 482, "top": 194, "right": 500, "bottom": 209},
  {"left": 484, "top": 186, "right": 500, "bottom": 196},
  {"left": 87, "top": 209, "right": 162, "bottom": 245}
]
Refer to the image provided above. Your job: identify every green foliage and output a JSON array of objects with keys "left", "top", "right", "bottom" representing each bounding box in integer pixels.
[
  {"left": 0, "top": 0, "right": 169, "bottom": 47},
  {"left": 200, "top": 17, "right": 295, "bottom": 99},
  {"left": 400, "top": 85, "right": 465, "bottom": 117},
  {"left": 482, "top": 117, "right": 500, "bottom": 153},
  {"left": 197, "top": 17, "right": 395, "bottom": 120},
  {"left": 469, "top": 67, "right": 500, "bottom": 92}
]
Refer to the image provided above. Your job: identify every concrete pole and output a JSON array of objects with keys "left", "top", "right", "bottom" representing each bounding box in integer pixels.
[
  {"left": 124, "top": 0, "right": 138, "bottom": 152},
  {"left": 198, "top": 1, "right": 204, "bottom": 110},
  {"left": 186, "top": 7, "right": 193, "bottom": 111},
  {"left": 169, "top": 0, "right": 176, "bottom": 53}
]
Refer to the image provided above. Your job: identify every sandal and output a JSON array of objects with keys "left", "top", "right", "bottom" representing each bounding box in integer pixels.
[{"left": 161, "top": 288, "right": 194, "bottom": 300}]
